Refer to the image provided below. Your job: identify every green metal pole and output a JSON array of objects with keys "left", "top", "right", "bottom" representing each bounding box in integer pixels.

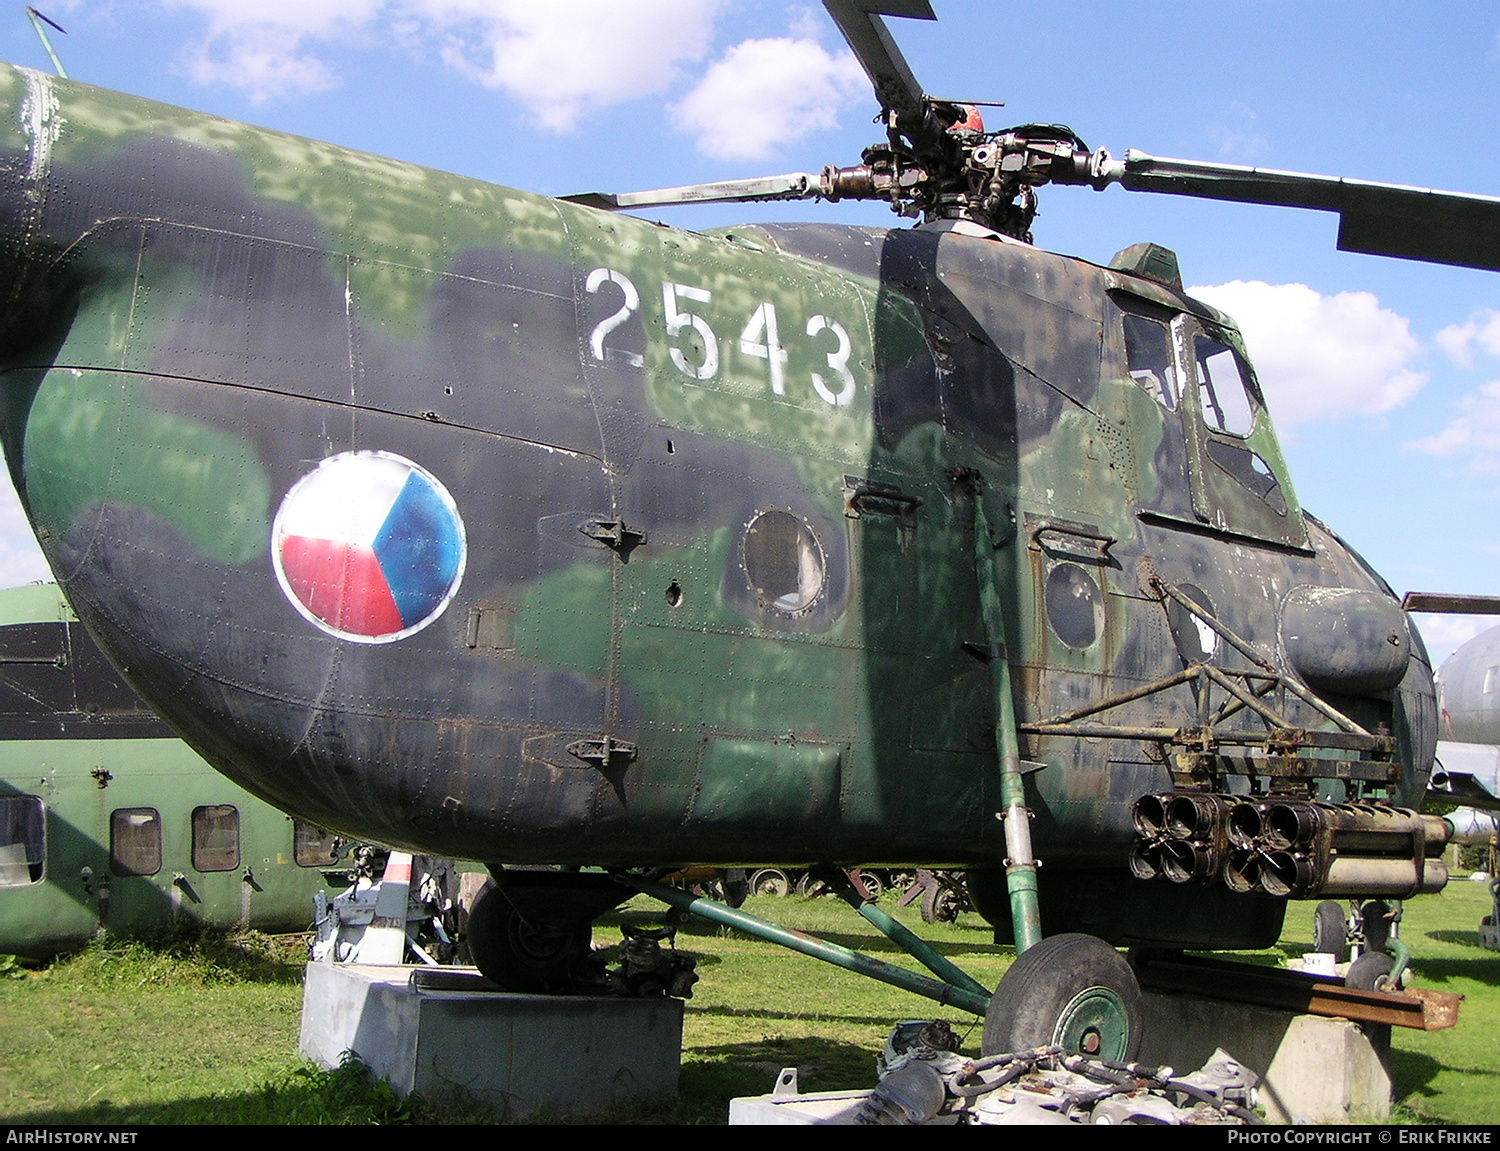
[
  {"left": 821, "top": 869, "right": 992, "bottom": 999},
  {"left": 621, "top": 875, "right": 991, "bottom": 1016},
  {"left": 972, "top": 484, "right": 1043, "bottom": 955}
]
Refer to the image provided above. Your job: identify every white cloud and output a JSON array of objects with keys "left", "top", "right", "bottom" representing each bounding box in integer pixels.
[
  {"left": 416, "top": 0, "right": 722, "bottom": 131},
  {"left": 169, "top": 0, "right": 723, "bottom": 121},
  {"left": 671, "top": 35, "right": 867, "bottom": 161},
  {"left": 1207, "top": 102, "right": 1267, "bottom": 161},
  {"left": 168, "top": 0, "right": 384, "bottom": 101},
  {"left": 1187, "top": 280, "right": 1427, "bottom": 428},
  {"left": 1412, "top": 613, "right": 1496, "bottom": 668},
  {"left": 0, "top": 474, "right": 50, "bottom": 591},
  {"left": 1406, "top": 378, "right": 1500, "bottom": 465},
  {"left": 1435, "top": 308, "right": 1500, "bottom": 369}
]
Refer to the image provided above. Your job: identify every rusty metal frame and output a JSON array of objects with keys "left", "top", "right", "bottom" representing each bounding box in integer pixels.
[{"left": 1018, "top": 577, "right": 1399, "bottom": 785}]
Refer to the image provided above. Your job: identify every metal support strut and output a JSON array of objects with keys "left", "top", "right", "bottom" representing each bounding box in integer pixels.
[
  {"left": 618, "top": 874, "right": 992, "bottom": 1017},
  {"left": 970, "top": 478, "right": 1042, "bottom": 954},
  {"left": 818, "top": 867, "right": 992, "bottom": 1001}
]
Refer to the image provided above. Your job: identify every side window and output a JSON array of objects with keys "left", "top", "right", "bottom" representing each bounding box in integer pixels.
[
  {"left": 0, "top": 795, "right": 45, "bottom": 886},
  {"left": 294, "top": 821, "right": 340, "bottom": 867},
  {"left": 192, "top": 805, "right": 240, "bottom": 872},
  {"left": 111, "top": 808, "right": 162, "bottom": 876},
  {"left": 1194, "top": 336, "right": 1256, "bottom": 436},
  {"left": 1123, "top": 313, "right": 1179, "bottom": 410}
]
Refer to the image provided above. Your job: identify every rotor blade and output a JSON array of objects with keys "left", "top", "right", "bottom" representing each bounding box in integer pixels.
[
  {"left": 561, "top": 172, "right": 824, "bottom": 212},
  {"left": 822, "top": 0, "right": 935, "bottom": 121},
  {"left": 1402, "top": 592, "right": 1500, "bottom": 614},
  {"left": 1114, "top": 151, "right": 1500, "bottom": 273}
]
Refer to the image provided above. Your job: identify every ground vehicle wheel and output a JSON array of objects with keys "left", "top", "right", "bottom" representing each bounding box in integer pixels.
[
  {"left": 750, "top": 868, "right": 790, "bottom": 897},
  {"left": 921, "top": 882, "right": 958, "bottom": 924},
  {"left": 981, "top": 933, "right": 1144, "bottom": 1061},
  {"left": 854, "top": 869, "right": 884, "bottom": 900},
  {"left": 466, "top": 881, "right": 591, "bottom": 993},
  {"left": 1312, "top": 900, "right": 1349, "bottom": 964},
  {"left": 1346, "top": 949, "right": 1396, "bottom": 991},
  {"left": 796, "top": 872, "right": 826, "bottom": 898},
  {"left": 1360, "top": 900, "right": 1392, "bottom": 955}
]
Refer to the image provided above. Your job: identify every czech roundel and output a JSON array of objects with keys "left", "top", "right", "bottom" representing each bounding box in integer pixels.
[{"left": 271, "top": 451, "right": 466, "bottom": 644}]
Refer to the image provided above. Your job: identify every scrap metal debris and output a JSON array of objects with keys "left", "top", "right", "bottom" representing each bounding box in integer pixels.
[{"left": 855, "top": 1020, "right": 1262, "bottom": 1125}]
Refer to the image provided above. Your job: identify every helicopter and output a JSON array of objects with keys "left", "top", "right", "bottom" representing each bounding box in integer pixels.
[
  {"left": 0, "top": 582, "right": 352, "bottom": 959},
  {"left": 0, "top": 0, "right": 1492, "bottom": 1061}
]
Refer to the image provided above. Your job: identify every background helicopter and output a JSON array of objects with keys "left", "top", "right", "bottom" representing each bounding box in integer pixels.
[
  {"left": 0, "top": 583, "right": 348, "bottom": 959},
  {"left": 0, "top": 0, "right": 1494, "bottom": 1062}
]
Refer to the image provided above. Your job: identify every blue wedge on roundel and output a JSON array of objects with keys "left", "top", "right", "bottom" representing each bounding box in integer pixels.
[{"left": 271, "top": 451, "right": 466, "bottom": 643}]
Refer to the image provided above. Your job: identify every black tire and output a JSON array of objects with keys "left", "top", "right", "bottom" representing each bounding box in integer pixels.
[
  {"left": 1312, "top": 900, "right": 1350, "bottom": 964},
  {"left": 1360, "top": 900, "right": 1392, "bottom": 955},
  {"left": 921, "top": 883, "right": 958, "bottom": 924},
  {"left": 982, "top": 933, "right": 1144, "bottom": 1061},
  {"left": 466, "top": 882, "right": 591, "bottom": 994},
  {"left": 1346, "top": 949, "right": 1396, "bottom": 991}
]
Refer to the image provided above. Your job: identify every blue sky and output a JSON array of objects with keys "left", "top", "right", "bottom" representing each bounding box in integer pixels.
[{"left": 3, "top": 0, "right": 1500, "bottom": 663}]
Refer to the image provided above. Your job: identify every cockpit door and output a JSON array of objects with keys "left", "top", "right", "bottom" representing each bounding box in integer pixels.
[
  {"left": 1178, "top": 319, "right": 1309, "bottom": 551},
  {"left": 1115, "top": 295, "right": 1307, "bottom": 550}
]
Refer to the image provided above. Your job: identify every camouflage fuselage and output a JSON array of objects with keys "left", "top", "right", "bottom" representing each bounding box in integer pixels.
[{"left": 0, "top": 68, "right": 1436, "bottom": 941}]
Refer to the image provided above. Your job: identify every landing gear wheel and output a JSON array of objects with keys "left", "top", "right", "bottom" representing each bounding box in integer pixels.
[
  {"left": 1346, "top": 949, "right": 1396, "bottom": 992},
  {"left": 1360, "top": 900, "right": 1392, "bottom": 956},
  {"left": 466, "top": 882, "right": 591, "bottom": 994},
  {"left": 1313, "top": 900, "right": 1350, "bottom": 964},
  {"left": 981, "top": 933, "right": 1144, "bottom": 1062}
]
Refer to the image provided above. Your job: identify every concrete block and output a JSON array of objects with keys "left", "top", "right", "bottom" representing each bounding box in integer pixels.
[
  {"left": 1140, "top": 990, "right": 1390, "bottom": 1124},
  {"left": 300, "top": 963, "right": 683, "bottom": 1119}
]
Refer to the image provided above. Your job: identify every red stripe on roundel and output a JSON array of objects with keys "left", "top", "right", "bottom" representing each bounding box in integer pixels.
[{"left": 280, "top": 536, "right": 405, "bottom": 637}]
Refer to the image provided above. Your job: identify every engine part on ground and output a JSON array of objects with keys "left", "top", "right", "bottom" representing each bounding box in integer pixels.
[
  {"left": 576, "top": 924, "right": 699, "bottom": 999},
  {"left": 855, "top": 1026, "right": 1260, "bottom": 1126},
  {"left": 1132, "top": 794, "right": 1449, "bottom": 899},
  {"left": 312, "top": 852, "right": 458, "bottom": 965}
]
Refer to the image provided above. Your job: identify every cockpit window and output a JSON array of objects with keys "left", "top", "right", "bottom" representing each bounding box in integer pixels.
[
  {"left": 1123, "top": 314, "right": 1178, "bottom": 410},
  {"left": 1194, "top": 336, "right": 1256, "bottom": 436}
]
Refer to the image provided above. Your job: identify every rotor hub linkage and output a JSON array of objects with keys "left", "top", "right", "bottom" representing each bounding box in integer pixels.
[
  {"left": 818, "top": 121, "right": 1113, "bottom": 239},
  {"left": 1130, "top": 794, "right": 1449, "bottom": 900}
]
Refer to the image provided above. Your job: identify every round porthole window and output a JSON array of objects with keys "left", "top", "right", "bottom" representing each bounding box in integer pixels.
[
  {"left": 1046, "top": 562, "right": 1103, "bottom": 649},
  {"left": 744, "top": 510, "right": 825, "bottom": 614}
]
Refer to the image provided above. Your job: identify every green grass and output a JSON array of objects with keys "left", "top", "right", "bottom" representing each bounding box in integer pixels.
[{"left": 2, "top": 886, "right": 1500, "bottom": 1124}]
